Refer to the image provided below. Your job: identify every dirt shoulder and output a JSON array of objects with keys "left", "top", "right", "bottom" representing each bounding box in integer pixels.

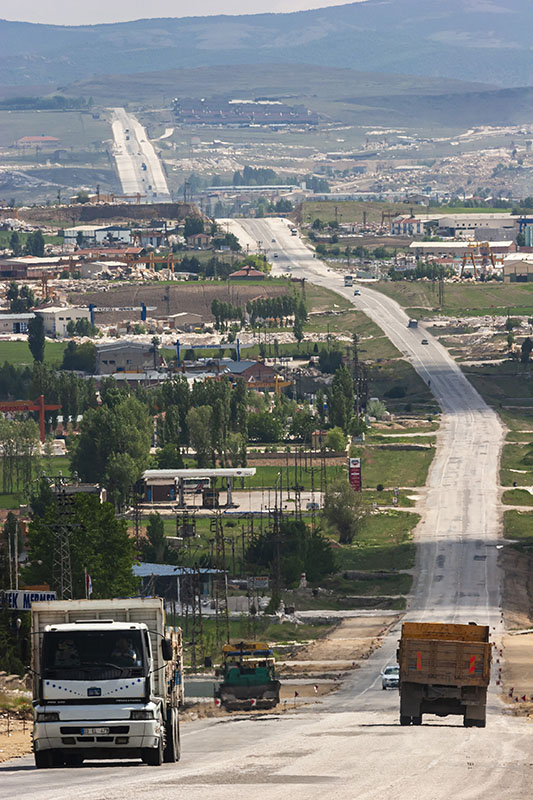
[
  {"left": 0, "top": 718, "right": 31, "bottom": 763},
  {"left": 501, "top": 548, "right": 533, "bottom": 720}
]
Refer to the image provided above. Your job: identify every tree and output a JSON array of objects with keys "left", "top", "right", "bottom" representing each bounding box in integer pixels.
[
  {"left": 9, "top": 231, "right": 22, "bottom": 256},
  {"left": 7, "top": 282, "right": 35, "bottom": 313},
  {"left": 141, "top": 513, "right": 168, "bottom": 563},
  {"left": 186, "top": 405, "right": 213, "bottom": 467},
  {"left": 24, "top": 493, "right": 138, "bottom": 598},
  {"left": 184, "top": 216, "right": 204, "bottom": 238},
  {"left": 70, "top": 395, "right": 152, "bottom": 507},
  {"left": 61, "top": 341, "right": 96, "bottom": 372},
  {"left": 27, "top": 314, "right": 45, "bottom": 363},
  {"left": 521, "top": 337, "right": 533, "bottom": 363},
  {"left": 24, "top": 230, "right": 45, "bottom": 257},
  {"left": 326, "top": 426, "right": 347, "bottom": 452},
  {"left": 290, "top": 410, "right": 315, "bottom": 444},
  {"left": 367, "top": 398, "right": 387, "bottom": 420},
  {"left": 75, "top": 190, "right": 90, "bottom": 204},
  {"left": 293, "top": 316, "right": 304, "bottom": 345},
  {"left": 248, "top": 411, "right": 283, "bottom": 443},
  {"left": 246, "top": 518, "right": 334, "bottom": 588},
  {"left": 323, "top": 478, "right": 369, "bottom": 544},
  {"left": 328, "top": 366, "right": 354, "bottom": 433}
]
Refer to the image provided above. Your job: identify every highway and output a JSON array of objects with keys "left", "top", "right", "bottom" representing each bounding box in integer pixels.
[
  {"left": 110, "top": 108, "right": 171, "bottom": 202},
  {"left": 3, "top": 218, "right": 532, "bottom": 798}
]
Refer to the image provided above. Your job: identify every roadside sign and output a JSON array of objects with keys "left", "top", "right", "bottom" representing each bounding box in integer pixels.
[
  {"left": 1, "top": 590, "right": 57, "bottom": 610},
  {"left": 247, "top": 576, "right": 269, "bottom": 590},
  {"left": 348, "top": 458, "right": 362, "bottom": 492}
]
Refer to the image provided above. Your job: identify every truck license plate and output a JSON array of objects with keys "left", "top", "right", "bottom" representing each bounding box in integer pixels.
[{"left": 80, "top": 727, "right": 110, "bottom": 735}]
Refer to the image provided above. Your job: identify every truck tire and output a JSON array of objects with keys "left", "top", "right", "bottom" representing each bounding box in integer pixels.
[
  {"left": 34, "top": 750, "right": 54, "bottom": 769},
  {"left": 412, "top": 716, "right": 422, "bottom": 726},
  {"left": 400, "top": 715, "right": 411, "bottom": 726},
  {"left": 164, "top": 708, "right": 180, "bottom": 763},
  {"left": 143, "top": 728, "right": 164, "bottom": 767}
]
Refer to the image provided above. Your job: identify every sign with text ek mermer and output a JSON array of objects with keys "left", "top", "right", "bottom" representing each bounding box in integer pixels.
[{"left": 1, "top": 590, "right": 57, "bottom": 610}]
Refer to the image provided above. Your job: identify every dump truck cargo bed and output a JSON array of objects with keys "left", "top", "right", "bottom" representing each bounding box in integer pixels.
[{"left": 398, "top": 622, "right": 491, "bottom": 728}]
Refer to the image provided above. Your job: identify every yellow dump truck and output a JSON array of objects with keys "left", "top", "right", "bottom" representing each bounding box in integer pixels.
[{"left": 397, "top": 622, "right": 491, "bottom": 728}]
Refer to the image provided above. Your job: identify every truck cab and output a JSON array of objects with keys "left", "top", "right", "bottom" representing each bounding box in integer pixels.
[{"left": 32, "top": 599, "right": 182, "bottom": 768}]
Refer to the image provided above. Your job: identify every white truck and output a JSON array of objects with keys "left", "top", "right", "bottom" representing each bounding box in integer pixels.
[{"left": 31, "top": 598, "right": 183, "bottom": 769}]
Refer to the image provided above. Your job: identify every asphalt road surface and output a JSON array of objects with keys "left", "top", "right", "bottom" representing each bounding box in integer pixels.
[
  {"left": 4, "top": 219, "right": 531, "bottom": 798},
  {"left": 111, "top": 108, "right": 171, "bottom": 202}
]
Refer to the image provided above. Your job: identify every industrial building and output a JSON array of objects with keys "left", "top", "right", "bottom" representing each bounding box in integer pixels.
[
  {"left": 95, "top": 341, "right": 160, "bottom": 374},
  {"left": 36, "top": 306, "right": 91, "bottom": 337}
]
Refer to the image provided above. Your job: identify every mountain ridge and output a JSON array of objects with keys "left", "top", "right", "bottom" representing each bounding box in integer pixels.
[{"left": 0, "top": 1, "right": 532, "bottom": 88}]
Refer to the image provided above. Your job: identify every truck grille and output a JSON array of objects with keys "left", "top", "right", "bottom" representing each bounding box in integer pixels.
[{"left": 60, "top": 726, "right": 130, "bottom": 735}]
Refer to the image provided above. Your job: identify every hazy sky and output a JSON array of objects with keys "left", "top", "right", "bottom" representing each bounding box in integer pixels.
[{"left": 2, "top": 0, "right": 367, "bottom": 26}]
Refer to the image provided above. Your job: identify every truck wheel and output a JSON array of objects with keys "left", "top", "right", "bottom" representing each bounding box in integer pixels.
[
  {"left": 143, "top": 733, "right": 164, "bottom": 767},
  {"left": 475, "top": 719, "right": 486, "bottom": 728},
  {"left": 464, "top": 718, "right": 474, "bottom": 728},
  {"left": 164, "top": 708, "right": 179, "bottom": 763},
  {"left": 400, "top": 715, "right": 411, "bottom": 726},
  {"left": 34, "top": 750, "right": 54, "bottom": 769},
  {"left": 412, "top": 716, "right": 422, "bottom": 726}
]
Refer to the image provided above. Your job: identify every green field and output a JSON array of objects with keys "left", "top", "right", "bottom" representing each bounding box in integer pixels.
[
  {"left": 500, "top": 443, "right": 533, "bottom": 486},
  {"left": 462, "top": 364, "right": 533, "bottom": 408},
  {"left": 502, "top": 489, "right": 533, "bottom": 506},
  {"left": 368, "top": 359, "right": 437, "bottom": 412},
  {"left": 373, "top": 281, "right": 533, "bottom": 318},
  {"left": 349, "top": 445, "right": 435, "bottom": 488},
  {"left": 0, "top": 231, "right": 63, "bottom": 248},
  {"left": 334, "top": 510, "right": 419, "bottom": 572},
  {"left": 0, "top": 110, "right": 111, "bottom": 150},
  {"left": 0, "top": 341, "right": 65, "bottom": 367},
  {"left": 504, "top": 510, "right": 533, "bottom": 541}
]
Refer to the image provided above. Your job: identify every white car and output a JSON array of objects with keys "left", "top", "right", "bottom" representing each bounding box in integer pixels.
[
  {"left": 381, "top": 665, "right": 399, "bottom": 690},
  {"left": 353, "top": 289, "right": 361, "bottom": 296}
]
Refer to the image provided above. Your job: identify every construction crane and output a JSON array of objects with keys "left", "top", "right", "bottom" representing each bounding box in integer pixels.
[
  {"left": 124, "top": 253, "right": 182, "bottom": 274},
  {"left": 0, "top": 395, "right": 61, "bottom": 443},
  {"left": 460, "top": 242, "right": 504, "bottom": 279}
]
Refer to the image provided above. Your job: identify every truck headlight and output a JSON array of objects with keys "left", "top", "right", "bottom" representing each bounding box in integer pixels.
[
  {"left": 36, "top": 712, "right": 60, "bottom": 722},
  {"left": 130, "top": 710, "right": 154, "bottom": 720}
]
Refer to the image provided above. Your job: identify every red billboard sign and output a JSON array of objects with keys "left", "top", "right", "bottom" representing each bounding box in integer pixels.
[{"left": 348, "top": 457, "right": 362, "bottom": 491}]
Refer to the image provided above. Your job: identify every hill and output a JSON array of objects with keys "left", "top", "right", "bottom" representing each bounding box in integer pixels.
[{"left": 0, "top": 0, "right": 532, "bottom": 88}]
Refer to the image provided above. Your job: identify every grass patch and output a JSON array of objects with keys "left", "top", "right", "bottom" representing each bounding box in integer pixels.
[
  {"left": 350, "top": 445, "right": 435, "bottom": 488},
  {"left": 326, "top": 571, "right": 412, "bottom": 596},
  {"left": 501, "top": 408, "right": 533, "bottom": 433},
  {"left": 462, "top": 363, "right": 533, "bottom": 407},
  {"left": 504, "top": 510, "right": 533, "bottom": 541},
  {"left": 502, "top": 489, "right": 533, "bottom": 506},
  {"left": 500, "top": 443, "right": 533, "bottom": 486},
  {"left": 368, "top": 359, "right": 437, "bottom": 412},
  {"left": 373, "top": 280, "right": 533, "bottom": 317},
  {"left": 0, "top": 340, "right": 65, "bottom": 366},
  {"left": 333, "top": 510, "right": 419, "bottom": 572}
]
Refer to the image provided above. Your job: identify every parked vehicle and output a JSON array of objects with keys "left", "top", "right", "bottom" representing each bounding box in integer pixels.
[
  {"left": 31, "top": 598, "right": 183, "bottom": 768},
  {"left": 398, "top": 622, "right": 491, "bottom": 727},
  {"left": 381, "top": 665, "right": 399, "bottom": 690},
  {"left": 215, "top": 642, "right": 281, "bottom": 711}
]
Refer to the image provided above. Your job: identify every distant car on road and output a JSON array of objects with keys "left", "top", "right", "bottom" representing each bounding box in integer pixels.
[
  {"left": 271, "top": 238, "right": 276, "bottom": 242},
  {"left": 353, "top": 288, "right": 361, "bottom": 296},
  {"left": 421, "top": 339, "right": 429, "bottom": 345},
  {"left": 273, "top": 252, "right": 279, "bottom": 258},
  {"left": 381, "top": 665, "right": 399, "bottom": 690},
  {"left": 306, "top": 501, "right": 320, "bottom": 511}
]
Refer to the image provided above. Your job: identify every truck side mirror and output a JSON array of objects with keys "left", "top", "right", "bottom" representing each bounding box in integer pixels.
[{"left": 161, "top": 639, "right": 173, "bottom": 661}]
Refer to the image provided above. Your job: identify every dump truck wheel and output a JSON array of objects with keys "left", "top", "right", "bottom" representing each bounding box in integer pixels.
[
  {"left": 164, "top": 708, "right": 178, "bottom": 763},
  {"left": 34, "top": 750, "right": 54, "bottom": 769},
  {"left": 412, "top": 716, "right": 422, "bottom": 726},
  {"left": 400, "top": 715, "right": 411, "bottom": 726}
]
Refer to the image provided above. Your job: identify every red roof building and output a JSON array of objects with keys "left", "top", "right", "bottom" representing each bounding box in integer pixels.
[{"left": 229, "top": 265, "right": 266, "bottom": 280}]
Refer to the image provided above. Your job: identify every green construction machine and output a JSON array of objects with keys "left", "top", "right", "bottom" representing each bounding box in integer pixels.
[{"left": 214, "top": 641, "right": 281, "bottom": 711}]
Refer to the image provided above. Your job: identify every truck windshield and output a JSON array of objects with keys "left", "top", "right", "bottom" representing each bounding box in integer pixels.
[{"left": 42, "top": 630, "right": 146, "bottom": 680}]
